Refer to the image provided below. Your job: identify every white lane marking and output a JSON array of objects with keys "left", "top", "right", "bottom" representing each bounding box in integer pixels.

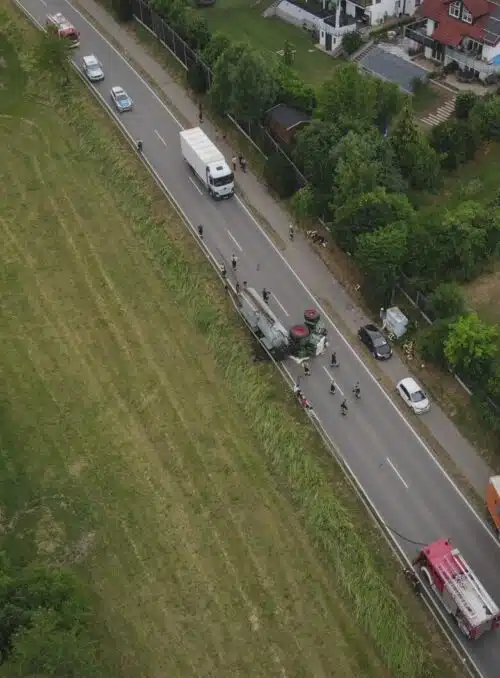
[
  {"left": 188, "top": 177, "right": 203, "bottom": 195},
  {"left": 233, "top": 195, "right": 500, "bottom": 549},
  {"left": 66, "top": 57, "right": 484, "bottom": 678},
  {"left": 272, "top": 294, "right": 289, "bottom": 317},
  {"left": 63, "top": 0, "right": 184, "bottom": 129},
  {"left": 227, "top": 230, "right": 243, "bottom": 252},
  {"left": 386, "top": 457, "right": 409, "bottom": 489},
  {"left": 38, "top": 0, "right": 47, "bottom": 6},
  {"left": 154, "top": 129, "right": 167, "bottom": 146},
  {"left": 322, "top": 366, "right": 344, "bottom": 396},
  {"left": 60, "top": 0, "right": 499, "bottom": 550}
]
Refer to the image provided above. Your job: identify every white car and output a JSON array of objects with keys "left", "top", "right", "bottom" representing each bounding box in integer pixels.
[
  {"left": 82, "top": 55, "right": 104, "bottom": 82},
  {"left": 110, "top": 86, "right": 133, "bottom": 112},
  {"left": 396, "top": 377, "right": 430, "bottom": 414}
]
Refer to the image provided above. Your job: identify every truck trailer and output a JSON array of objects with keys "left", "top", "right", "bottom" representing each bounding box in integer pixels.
[
  {"left": 487, "top": 476, "right": 500, "bottom": 537},
  {"left": 180, "top": 127, "right": 234, "bottom": 200}
]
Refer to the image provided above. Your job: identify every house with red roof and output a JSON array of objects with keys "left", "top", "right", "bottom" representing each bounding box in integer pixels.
[{"left": 405, "top": 0, "right": 500, "bottom": 80}]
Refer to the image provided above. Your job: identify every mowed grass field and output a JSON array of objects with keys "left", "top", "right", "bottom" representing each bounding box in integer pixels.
[
  {"left": 0, "top": 5, "right": 468, "bottom": 678},
  {"left": 201, "top": 0, "right": 336, "bottom": 85}
]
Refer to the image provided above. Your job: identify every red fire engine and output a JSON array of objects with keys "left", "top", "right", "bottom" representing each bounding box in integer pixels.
[
  {"left": 46, "top": 13, "right": 80, "bottom": 48},
  {"left": 414, "top": 539, "right": 500, "bottom": 639}
]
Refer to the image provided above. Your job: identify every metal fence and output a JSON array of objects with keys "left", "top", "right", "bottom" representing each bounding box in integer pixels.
[{"left": 131, "top": 0, "right": 306, "bottom": 187}]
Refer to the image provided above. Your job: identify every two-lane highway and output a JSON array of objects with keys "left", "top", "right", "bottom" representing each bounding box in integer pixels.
[{"left": 16, "top": 0, "right": 500, "bottom": 672}]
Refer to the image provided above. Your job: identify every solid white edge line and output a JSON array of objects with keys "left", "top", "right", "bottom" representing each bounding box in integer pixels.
[
  {"left": 322, "top": 366, "right": 344, "bottom": 396},
  {"left": 64, "top": 0, "right": 493, "bottom": 550},
  {"left": 63, "top": 0, "right": 184, "bottom": 129},
  {"left": 51, "top": 3, "right": 498, "bottom": 542},
  {"left": 188, "top": 177, "right": 203, "bottom": 195},
  {"left": 227, "top": 230, "right": 243, "bottom": 252},
  {"left": 233, "top": 193, "right": 500, "bottom": 549},
  {"left": 386, "top": 457, "right": 409, "bottom": 489},
  {"left": 10, "top": 5, "right": 483, "bottom": 670},
  {"left": 154, "top": 129, "right": 167, "bottom": 146}
]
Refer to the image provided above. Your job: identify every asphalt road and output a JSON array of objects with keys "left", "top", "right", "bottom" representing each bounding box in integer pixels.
[{"left": 15, "top": 0, "right": 500, "bottom": 673}]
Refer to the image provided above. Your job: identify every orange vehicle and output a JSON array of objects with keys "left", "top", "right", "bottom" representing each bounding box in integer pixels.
[{"left": 487, "top": 476, "right": 500, "bottom": 537}]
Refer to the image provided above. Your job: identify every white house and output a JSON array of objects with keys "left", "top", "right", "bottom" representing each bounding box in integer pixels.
[
  {"left": 405, "top": 0, "right": 500, "bottom": 80},
  {"left": 273, "top": 0, "right": 420, "bottom": 53}
]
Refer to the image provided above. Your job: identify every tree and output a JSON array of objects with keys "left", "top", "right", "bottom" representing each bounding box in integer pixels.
[
  {"left": 201, "top": 31, "right": 231, "bottom": 68},
  {"left": 354, "top": 222, "right": 408, "bottom": 307},
  {"left": 429, "top": 119, "right": 479, "bottom": 170},
  {"left": 342, "top": 31, "right": 363, "bottom": 56},
  {"left": 427, "top": 282, "right": 466, "bottom": 320},
  {"left": 291, "top": 185, "right": 317, "bottom": 219},
  {"left": 416, "top": 319, "right": 451, "bottom": 368},
  {"left": 454, "top": 91, "right": 477, "bottom": 120},
  {"left": 264, "top": 153, "right": 297, "bottom": 198},
  {"left": 470, "top": 94, "right": 500, "bottom": 140},
  {"left": 332, "top": 129, "right": 406, "bottom": 207},
  {"left": 210, "top": 42, "right": 278, "bottom": 122},
  {"left": 373, "top": 79, "right": 404, "bottom": 132},
  {"left": 275, "top": 62, "right": 316, "bottom": 113},
  {"left": 444, "top": 313, "right": 498, "bottom": 383},
  {"left": 390, "top": 103, "right": 440, "bottom": 190},
  {"left": 186, "top": 60, "right": 209, "bottom": 93},
  {"left": 293, "top": 121, "right": 343, "bottom": 213},
  {"left": 34, "top": 30, "right": 71, "bottom": 85},
  {"left": 283, "top": 40, "right": 294, "bottom": 66},
  {"left": 334, "top": 187, "right": 414, "bottom": 252},
  {"left": 316, "top": 63, "right": 377, "bottom": 128},
  {"left": 443, "top": 201, "right": 489, "bottom": 280}
]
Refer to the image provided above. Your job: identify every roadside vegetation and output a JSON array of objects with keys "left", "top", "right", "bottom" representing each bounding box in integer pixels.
[
  {"left": 110, "top": 0, "right": 500, "bottom": 461},
  {"left": 0, "top": 3, "right": 471, "bottom": 678}
]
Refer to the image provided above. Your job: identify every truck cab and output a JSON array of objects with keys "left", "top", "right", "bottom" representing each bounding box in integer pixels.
[
  {"left": 487, "top": 476, "right": 500, "bottom": 537},
  {"left": 206, "top": 162, "right": 234, "bottom": 199}
]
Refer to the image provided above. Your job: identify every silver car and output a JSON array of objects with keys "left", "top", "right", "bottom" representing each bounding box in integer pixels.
[
  {"left": 82, "top": 55, "right": 104, "bottom": 81},
  {"left": 396, "top": 377, "right": 430, "bottom": 414}
]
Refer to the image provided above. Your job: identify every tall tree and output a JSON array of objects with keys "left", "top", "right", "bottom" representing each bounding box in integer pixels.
[
  {"left": 333, "top": 186, "right": 414, "bottom": 252},
  {"left": 444, "top": 313, "right": 498, "bottom": 383},
  {"left": 316, "top": 63, "right": 377, "bottom": 128},
  {"left": 210, "top": 42, "right": 277, "bottom": 122},
  {"left": 390, "top": 104, "right": 440, "bottom": 191},
  {"left": 355, "top": 222, "right": 408, "bottom": 306}
]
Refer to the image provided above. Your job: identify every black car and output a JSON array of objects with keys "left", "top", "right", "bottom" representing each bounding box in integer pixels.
[{"left": 358, "top": 324, "right": 392, "bottom": 360}]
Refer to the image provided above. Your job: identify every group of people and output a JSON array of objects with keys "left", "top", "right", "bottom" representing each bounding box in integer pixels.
[{"left": 296, "top": 353, "right": 361, "bottom": 417}]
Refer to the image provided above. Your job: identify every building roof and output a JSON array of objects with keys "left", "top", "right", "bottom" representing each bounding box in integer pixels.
[
  {"left": 358, "top": 46, "right": 430, "bottom": 93},
  {"left": 419, "top": 0, "right": 500, "bottom": 46},
  {"left": 266, "top": 104, "right": 311, "bottom": 131}
]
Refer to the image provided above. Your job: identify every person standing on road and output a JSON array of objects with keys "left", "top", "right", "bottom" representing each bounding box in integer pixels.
[
  {"left": 330, "top": 351, "right": 338, "bottom": 368},
  {"left": 289, "top": 224, "right": 294, "bottom": 241},
  {"left": 198, "top": 224, "right": 204, "bottom": 239},
  {"left": 232, "top": 156, "right": 237, "bottom": 172},
  {"left": 240, "top": 155, "right": 247, "bottom": 173},
  {"left": 329, "top": 382, "right": 336, "bottom": 395},
  {"left": 243, "top": 280, "right": 248, "bottom": 291},
  {"left": 136, "top": 139, "right": 143, "bottom": 153},
  {"left": 198, "top": 103, "right": 203, "bottom": 124},
  {"left": 220, "top": 263, "right": 227, "bottom": 279},
  {"left": 340, "top": 399, "right": 348, "bottom": 416},
  {"left": 353, "top": 382, "right": 360, "bottom": 399},
  {"left": 231, "top": 253, "right": 238, "bottom": 271},
  {"left": 262, "top": 288, "right": 270, "bottom": 303},
  {"left": 303, "top": 362, "right": 311, "bottom": 377}
]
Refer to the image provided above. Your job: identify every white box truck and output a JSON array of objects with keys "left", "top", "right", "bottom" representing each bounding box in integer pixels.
[{"left": 180, "top": 127, "right": 234, "bottom": 199}]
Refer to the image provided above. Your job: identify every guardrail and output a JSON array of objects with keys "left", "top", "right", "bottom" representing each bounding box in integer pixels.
[{"left": 8, "top": 2, "right": 484, "bottom": 675}]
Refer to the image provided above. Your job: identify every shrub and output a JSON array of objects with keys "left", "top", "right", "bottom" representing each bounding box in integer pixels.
[
  {"left": 111, "top": 0, "right": 133, "bottom": 21},
  {"left": 263, "top": 152, "right": 298, "bottom": 198},
  {"left": 454, "top": 91, "right": 477, "bottom": 120},
  {"left": 342, "top": 31, "right": 363, "bottom": 56},
  {"left": 416, "top": 319, "right": 451, "bottom": 368},
  {"left": 426, "top": 282, "right": 466, "bottom": 320}
]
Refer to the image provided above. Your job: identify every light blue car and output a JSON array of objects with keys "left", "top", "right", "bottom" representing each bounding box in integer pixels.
[{"left": 110, "top": 86, "right": 133, "bottom": 112}]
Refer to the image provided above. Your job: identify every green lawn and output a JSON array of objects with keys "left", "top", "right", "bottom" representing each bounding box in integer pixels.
[{"left": 201, "top": 0, "right": 338, "bottom": 85}]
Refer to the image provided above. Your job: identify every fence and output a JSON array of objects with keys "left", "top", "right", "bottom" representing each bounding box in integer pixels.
[
  {"left": 130, "top": 0, "right": 307, "bottom": 187},
  {"left": 397, "top": 275, "right": 500, "bottom": 416}
]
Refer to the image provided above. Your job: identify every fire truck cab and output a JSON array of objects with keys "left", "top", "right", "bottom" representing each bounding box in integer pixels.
[
  {"left": 414, "top": 539, "right": 500, "bottom": 639},
  {"left": 46, "top": 13, "right": 80, "bottom": 48}
]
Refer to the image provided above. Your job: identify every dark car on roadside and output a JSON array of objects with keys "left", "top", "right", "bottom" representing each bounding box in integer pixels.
[{"left": 358, "top": 324, "right": 392, "bottom": 360}]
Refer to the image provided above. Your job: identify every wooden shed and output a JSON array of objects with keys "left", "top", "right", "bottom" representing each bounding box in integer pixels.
[{"left": 266, "top": 104, "right": 311, "bottom": 145}]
